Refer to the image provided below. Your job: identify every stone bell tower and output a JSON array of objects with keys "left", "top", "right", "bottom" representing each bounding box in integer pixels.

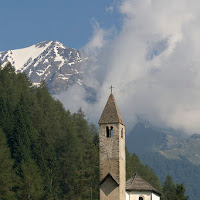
[{"left": 99, "top": 92, "right": 126, "bottom": 200}]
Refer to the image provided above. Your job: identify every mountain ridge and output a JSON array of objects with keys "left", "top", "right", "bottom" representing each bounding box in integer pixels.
[
  {"left": 0, "top": 41, "right": 88, "bottom": 94},
  {"left": 127, "top": 122, "right": 200, "bottom": 165}
]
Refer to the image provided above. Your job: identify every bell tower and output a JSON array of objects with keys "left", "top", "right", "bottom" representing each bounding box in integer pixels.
[{"left": 99, "top": 93, "right": 126, "bottom": 200}]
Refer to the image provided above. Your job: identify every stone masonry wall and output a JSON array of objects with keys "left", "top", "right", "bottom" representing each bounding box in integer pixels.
[{"left": 99, "top": 123, "right": 126, "bottom": 200}]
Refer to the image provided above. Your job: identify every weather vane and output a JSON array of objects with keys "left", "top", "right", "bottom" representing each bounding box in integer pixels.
[{"left": 109, "top": 85, "right": 114, "bottom": 94}]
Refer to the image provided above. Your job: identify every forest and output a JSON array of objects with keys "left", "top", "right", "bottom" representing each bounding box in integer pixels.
[
  {"left": 141, "top": 152, "right": 200, "bottom": 200},
  {"left": 0, "top": 63, "right": 187, "bottom": 200}
]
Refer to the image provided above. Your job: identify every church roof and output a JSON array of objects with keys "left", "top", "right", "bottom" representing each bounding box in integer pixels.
[
  {"left": 126, "top": 173, "right": 161, "bottom": 196},
  {"left": 99, "top": 94, "right": 124, "bottom": 125}
]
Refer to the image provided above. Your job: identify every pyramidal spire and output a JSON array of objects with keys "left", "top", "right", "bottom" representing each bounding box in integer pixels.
[{"left": 99, "top": 93, "right": 124, "bottom": 125}]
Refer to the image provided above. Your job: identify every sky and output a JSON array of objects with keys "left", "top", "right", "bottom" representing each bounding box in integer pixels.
[
  {"left": 2, "top": 0, "right": 200, "bottom": 134},
  {"left": 0, "top": 0, "right": 121, "bottom": 51}
]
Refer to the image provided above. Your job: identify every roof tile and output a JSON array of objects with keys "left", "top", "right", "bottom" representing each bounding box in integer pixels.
[
  {"left": 99, "top": 94, "right": 124, "bottom": 125},
  {"left": 126, "top": 173, "right": 161, "bottom": 196}
]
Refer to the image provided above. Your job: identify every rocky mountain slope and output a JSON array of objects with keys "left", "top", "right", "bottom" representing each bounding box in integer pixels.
[
  {"left": 0, "top": 41, "right": 90, "bottom": 94},
  {"left": 127, "top": 122, "right": 200, "bottom": 165},
  {"left": 157, "top": 134, "right": 200, "bottom": 165},
  {"left": 126, "top": 122, "right": 183, "bottom": 154}
]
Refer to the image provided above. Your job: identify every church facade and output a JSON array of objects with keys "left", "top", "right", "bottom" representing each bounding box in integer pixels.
[{"left": 99, "top": 93, "right": 161, "bottom": 200}]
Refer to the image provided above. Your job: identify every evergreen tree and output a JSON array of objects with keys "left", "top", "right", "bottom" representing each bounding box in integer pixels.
[
  {"left": 0, "top": 128, "right": 17, "bottom": 199},
  {"left": 10, "top": 97, "right": 34, "bottom": 167},
  {"left": 20, "top": 159, "right": 44, "bottom": 200},
  {"left": 163, "top": 175, "right": 176, "bottom": 200},
  {"left": 126, "top": 150, "right": 162, "bottom": 192},
  {"left": 0, "top": 97, "right": 13, "bottom": 139},
  {"left": 29, "top": 83, "right": 63, "bottom": 199},
  {"left": 70, "top": 108, "right": 99, "bottom": 199},
  {"left": 175, "top": 183, "right": 188, "bottom": 200}
]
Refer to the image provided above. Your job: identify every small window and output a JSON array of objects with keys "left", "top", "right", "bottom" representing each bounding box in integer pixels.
[
  {"left": 106, "top": 126, "right": 114, "bottom": 137},
  {"left": 121, "top": 128, "right": 123, "bottom": 138},
  {"left": 106, "top": 126, "right": 110, "bottom": 137},
  {"left": 139, "top": 197, "right": 143, "bottom": 200},
  {"left": 110, "top": 126, "right": 113, "bottom": 137}
]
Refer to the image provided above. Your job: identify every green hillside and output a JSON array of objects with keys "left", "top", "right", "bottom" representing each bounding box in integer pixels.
[{"left": 141, "top": 152, "right": 199, "bottom": 200}]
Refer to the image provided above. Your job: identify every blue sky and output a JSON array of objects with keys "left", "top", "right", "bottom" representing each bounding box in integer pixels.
[{"left": 0, "top": 0, "right": 121, "bottom": 51}]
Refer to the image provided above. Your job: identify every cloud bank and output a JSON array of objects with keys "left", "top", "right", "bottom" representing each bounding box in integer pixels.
[{"left": 56, "top": 0, "right": 200, "bottom": 134}]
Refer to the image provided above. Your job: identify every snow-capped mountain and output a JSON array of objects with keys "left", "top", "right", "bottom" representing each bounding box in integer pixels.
[{"left": 0, "top": 41, "right": 88, "bottom": 94}]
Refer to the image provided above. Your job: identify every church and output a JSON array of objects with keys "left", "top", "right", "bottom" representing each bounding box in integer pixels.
[{"left": 98, "top": 92, "right": 161, "bottom": 200}]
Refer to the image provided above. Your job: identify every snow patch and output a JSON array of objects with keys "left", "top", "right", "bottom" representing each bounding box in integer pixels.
[
  {"left": 43, "top": 59, "right": 49, "bottom": 64},
  {"left": 10, "top": 41, "right": 52, "bottom": 70},
  {"left": 36, "top": 65, "right": 51, "bottom": 76},
  {"left": 58, "top": 74, "right": 70, "bottom": 80},
  {"left": 29, "top": 69, "right": 33, "bottom": 76},
  {"left": 54, "top": 45, "right": 65, "bottom": 69},
  {"left": 68, "top": 61, "right": 75, "bottom": 66},
  {"left": 32, "top": 82, "right": 40, "bottom": 87},
  {"left": 77, "top": 79, "right": 82, "bottom": 85}
]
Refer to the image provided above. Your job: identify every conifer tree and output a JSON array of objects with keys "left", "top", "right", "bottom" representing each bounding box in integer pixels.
[
  {"left": 163, "top": 175, "right": 176, "bottom": 200},
  {"left": 11, "top": 97, "right": 34, "bottom": 166},
  {"left": 0, "top": 128, "right": 17, "bottom": 199},
  {"left": 175, "top": 183, "right": 188, "bottom": 200},
  {"left": 20, "top": 159, "right": 44, "bottom": 200},
  {"left": 126, "top": 150, "right": 162, "bottom": 192}
]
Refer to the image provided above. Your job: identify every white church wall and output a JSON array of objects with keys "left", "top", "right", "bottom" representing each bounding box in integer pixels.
[
  {"left": 152, "top": 193, "right": 160, "bottom": 200},
  {"left": 126, "top": 191, "right": 129, "bottom": 200},
  {"left": 126, "top": 191, "right": 152, "bottom": 200}
]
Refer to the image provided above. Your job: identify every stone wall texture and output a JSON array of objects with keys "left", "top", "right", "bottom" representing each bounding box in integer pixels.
[{"left": 99, "top": 123, "right": 126, "bottom": 200}]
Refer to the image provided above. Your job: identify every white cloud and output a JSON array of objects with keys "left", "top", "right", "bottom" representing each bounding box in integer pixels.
[
  {"left": 57, "top": 0, "right": 200, "bottom": 134},
  {"left": 83, "top": 21, "right": 106, "bottom": 56}
]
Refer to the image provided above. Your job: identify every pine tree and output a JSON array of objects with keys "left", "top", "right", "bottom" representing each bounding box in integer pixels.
[
  {"left": 0, "top": 128, "right": 17, "bottom": 199},
  {"left": 126, "top": 150, "right": 162, "bottom": 192},
  {"left": 175, "top": 183, "right": 188, "bottom": 200},
  {"left": 20, "top": 159, "right": 44, "bottom": 200},
  {"left": 11, "top": 97, "right": 34, "bottom": 166},
  {"left": 163, "top": 175, "right": 176, "bottom": 200}
]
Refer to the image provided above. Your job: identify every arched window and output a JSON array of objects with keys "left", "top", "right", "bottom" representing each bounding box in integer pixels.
[
  {"left": 106, "top": 126, "right": 110, "bottom": 137},
  {"left": 106, "top": 126, "right": 114, "bottom": 137},
  {"left": 121, "top": 128, "right": 123, "bottom": 138},
  {"left": 139, "top": 197, "right": 143, "bottom": 200},
  {"left": 110, "top": 126, "right": 113, "bottom": 137}
]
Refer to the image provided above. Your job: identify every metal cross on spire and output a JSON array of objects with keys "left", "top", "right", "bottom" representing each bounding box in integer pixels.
[{"left": 109, "top": 85, "right": 114, "bottom": 94}]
